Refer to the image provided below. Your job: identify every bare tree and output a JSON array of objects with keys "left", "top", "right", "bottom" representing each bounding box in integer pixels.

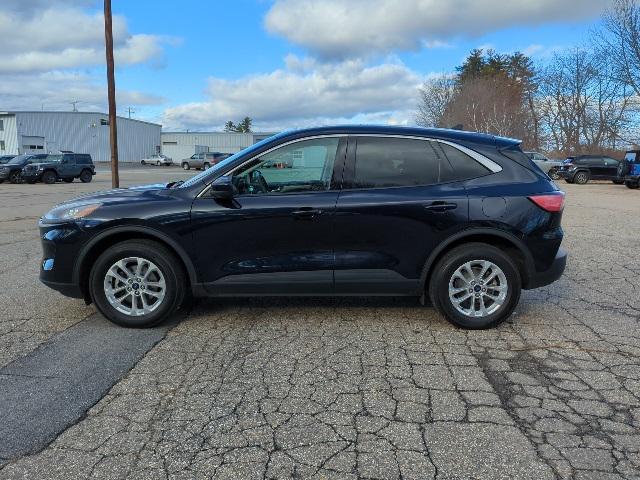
[
  {"left": 600, "top": 0, "right": 640, "bottom": 96},
  {"left": 416, "top": 76, "right": 456, "bottom": 127},
  {"left": 537, "top": 49, "right": 633, "bottom": 154}
]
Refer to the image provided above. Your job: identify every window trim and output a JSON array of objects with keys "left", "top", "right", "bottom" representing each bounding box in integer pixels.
[
  {"left": 196, "top": 133, "right": 502, "bottom": 197},
  {"left": 197, "top": 134, "right": 348, "bottom": 198},
  {"left": 343, "top": 135, "right": 500, "bottom": 192}
]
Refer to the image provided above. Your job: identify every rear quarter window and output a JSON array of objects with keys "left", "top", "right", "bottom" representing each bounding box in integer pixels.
[{"left": 439, "top": 143, "right": 490, "bottom": 181}]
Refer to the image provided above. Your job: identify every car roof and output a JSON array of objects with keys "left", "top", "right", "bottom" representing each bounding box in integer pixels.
[{"left": 274, "top": 125, "right": 521, "bottom": 149}]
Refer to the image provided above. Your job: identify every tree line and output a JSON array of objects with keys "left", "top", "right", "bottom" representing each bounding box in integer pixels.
[{"left": 416, "top": 0, "right": 639, "bottom": 156}]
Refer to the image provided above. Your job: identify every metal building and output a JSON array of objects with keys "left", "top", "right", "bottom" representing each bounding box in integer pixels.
[
  {"left": 161, "top": 131, "right": 275, "bottom": 161},
  {"left": 0, "top": 111, "right": 161, "bottom": 162}
]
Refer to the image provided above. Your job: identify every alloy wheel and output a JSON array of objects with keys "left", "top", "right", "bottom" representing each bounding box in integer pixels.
[
  {"left": 103, "top": 257, "right": 166, "bottom": 316},
  {"left": 448, "top": 260, "right": 508, "bottom": 318}
]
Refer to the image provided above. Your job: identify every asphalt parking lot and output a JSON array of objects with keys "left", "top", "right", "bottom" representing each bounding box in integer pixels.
[{"left": 0, "top": 166, "right": 638, "bottom": 480}]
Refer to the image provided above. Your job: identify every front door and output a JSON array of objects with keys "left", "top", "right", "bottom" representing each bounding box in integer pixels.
[
  {"left": 190, "top": 136, "right": 345, "bottom": 295},
  {"left": 333, "top": 136, "right": 470, "bottom": 294}
]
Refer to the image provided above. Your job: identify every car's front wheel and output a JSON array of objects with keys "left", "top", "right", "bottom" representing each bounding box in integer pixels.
[
  {"left": 573, "top": 171, "right": 590, "bottom": 184},
  {"left": 80, "top": 169, "right": 92, "bottom": 183},
  {"left": 182, "top": 163, "right": 190, "bottom": 170},
  {"left": 626, "top": 180, "right": 639, "bottom": 189},
  {"left": 548, "top": 168, "right": 561, "bottom": 180},
  {"left": 89, "top": 240, "right": 185, "bottom": 328},
  {"left": 429, "top": 243, "right": 521, "bottom": 329},
  {"left": 9, "top": 171, "right": 22, "bottom": 184}
]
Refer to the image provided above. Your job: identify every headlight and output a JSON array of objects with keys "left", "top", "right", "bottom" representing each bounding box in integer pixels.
[{"left": 43, "top": 202, "right": 102, "bottom": 222}]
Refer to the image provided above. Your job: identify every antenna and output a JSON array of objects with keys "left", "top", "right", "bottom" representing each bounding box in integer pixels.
[{"left": 69, "top": 100, "right": 81, "bottom": 112}]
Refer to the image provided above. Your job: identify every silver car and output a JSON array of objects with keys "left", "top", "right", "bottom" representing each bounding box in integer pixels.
[
  {"left": 141, "top": 154, "right": 173, "bottom": 166},
  {"left": 526, "top": 152, "right": 563, "bottom": 180},
  {"left": 181, "top": 152, "right": 231, "bottom": 170}
]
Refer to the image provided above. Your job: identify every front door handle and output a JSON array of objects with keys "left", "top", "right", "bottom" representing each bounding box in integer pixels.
[
  {"left": 292, "top": 207, "right": 323, "bottom": 219},
  {"left": 424, "top": 201, "right": 457, "bottom": 212}
]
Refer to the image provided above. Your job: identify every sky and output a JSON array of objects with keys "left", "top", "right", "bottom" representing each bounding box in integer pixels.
[{"left": 0, "top": 0, "right": 614, "bottom": 131}]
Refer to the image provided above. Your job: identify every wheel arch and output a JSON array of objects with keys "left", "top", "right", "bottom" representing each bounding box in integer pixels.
[
  {"left": 74, "top": 225, "right": 198, "bottom": 303},
  {"left": 420, "top": 228, "right": 536, "bottom": 292}
]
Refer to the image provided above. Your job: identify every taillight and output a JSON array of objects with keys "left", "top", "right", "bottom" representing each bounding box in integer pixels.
[{"left": 528, "top": 192, "right": 565, "bottom": 212}]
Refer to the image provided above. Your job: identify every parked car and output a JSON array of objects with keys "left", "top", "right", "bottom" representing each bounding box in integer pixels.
[
  {"left": 620, "top": 150, "right": 640, "bottom": 189},
  {"left": 0, "top": 154, "right": 48, "bottom": 183},
  {"left": 141, "top": 154, "right": 172, "bottom": 166},
  {"left": 22, "top": 153, "right": 95, "bottom": 184},
  {"left": 39, "top": 126, "right": 566, "bottom": 330},
  {"left": 181, "top": 152, "right": 231, "bottom": 170},
  {"left": 558, "top": 155, "right": 622, "bottom": 184},
  {"left": 525, "top": 151, "right": 563, "bottom": 180},
  {"left": 0, "top": 155, "right": 16, "bottom": 164}
]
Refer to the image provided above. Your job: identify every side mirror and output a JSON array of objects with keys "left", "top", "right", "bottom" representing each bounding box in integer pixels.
[{"left": 210, "top": 175, "right": 235, "bottom": 199}]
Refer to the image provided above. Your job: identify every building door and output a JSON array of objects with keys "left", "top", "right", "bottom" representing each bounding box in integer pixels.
[{"left": 22, "top": 136, "right": 45, "bottom": 154}]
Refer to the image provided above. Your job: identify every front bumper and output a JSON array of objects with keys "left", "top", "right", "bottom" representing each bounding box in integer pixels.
[
  {"left": 39, "top": 221, "right": 87, "bottom": 299},
  {"left": 0, "top": 169, "right": 12, "bottom": 180},
  {"left": 524, "top": 248, "right": 567, "bottom": 290}
]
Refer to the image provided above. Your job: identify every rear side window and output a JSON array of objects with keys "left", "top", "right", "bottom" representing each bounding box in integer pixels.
[
  {"left": 353, "top": 137, "right": 440, "bottom": 188},
  {"left": 439, "top": 143, "right": 490, "bottom": 181}
]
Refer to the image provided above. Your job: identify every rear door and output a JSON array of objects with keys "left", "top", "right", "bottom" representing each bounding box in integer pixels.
[
  {"left": 333, "top": 136, "right": 471, "bottom": 294},
  {"left": 602, "top": 157, "right": 619, "bottom": 178}
]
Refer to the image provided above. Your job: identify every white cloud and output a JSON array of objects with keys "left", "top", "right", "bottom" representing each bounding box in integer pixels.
[
  {"left": 0, "top": 7, "right": 166, "bottom": 73},
  {"left": 265, "top": 0, "right": 612, "bottom": 59},
  {"left": 0, "top": 2, "right": 168, "bottom": 114},
  {"left": 162, "top": 56, "right": 423, "bottom": 130}
]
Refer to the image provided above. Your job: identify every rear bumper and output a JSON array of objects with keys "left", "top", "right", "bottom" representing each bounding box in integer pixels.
[{"left": 524, "top": 248, "right": 567, "bottom": 290}]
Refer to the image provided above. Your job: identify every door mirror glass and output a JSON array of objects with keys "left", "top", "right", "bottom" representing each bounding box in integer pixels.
[{"left": 210, "top": 175, "right": 235, "bottom": 199}]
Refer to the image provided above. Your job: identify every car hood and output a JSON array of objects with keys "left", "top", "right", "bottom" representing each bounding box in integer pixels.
[
  {"left": 24, "top": 162, "right": 57, "bottom": 169},
  {"left": 61, "top": 183, "right": 172, "bottom": 206}
]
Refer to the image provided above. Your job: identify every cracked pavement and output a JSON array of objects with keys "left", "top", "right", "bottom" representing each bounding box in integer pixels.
[{"left": 0, "top": 171, "right": 638, "bottom": 479}]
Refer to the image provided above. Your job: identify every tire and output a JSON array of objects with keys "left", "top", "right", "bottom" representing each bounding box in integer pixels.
[
  {"left": 89, "top": 240, "right": 186, "bottom": 328},
  {"left": 429, "top": 243, "right": 521, "bottom": 329},
  {"left": 42, "top": 170, "right": 56, "bottom": 184},
  {"left": 156, "top": 161, "right": 161, "bottom": 166},
  {"left": 0, "top": 179, "right": 4, "bottom": 184},
  {"left": 625, "top": 180, "right": 639, "bottom": 189},
  {"left": 63, "top": 178, "right": 74, "bottom": 183},
  {"left": 141, "top": 160, "right": 146, "bottom": 165},
  {"left": 573, "top": 171, "right": 589, "bottom": 184},
  {"left": 80, "top": 169, "right": 92, "bottom": 183},
  {"left": 182, "top": 163, "right": 190, "bottom": 170},
  {"left": 548, "top": 168, "right": 561, "bottom": 180},
  {"left": 203, "top": 162, "right": 211, "bottom": 170},
  {"left": 9, "top": 171, "right": 22, "bottom": 184}
]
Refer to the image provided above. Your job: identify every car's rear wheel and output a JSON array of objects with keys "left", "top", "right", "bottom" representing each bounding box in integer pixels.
[
  {"left": 574, "top": 171, "right": 589, "bottom": 184},
  {"left": 90, "top": 240, "right": 185, "bottom": 328},
  {"left": 548, "top": 168, "right": 561, "bottom": 180},
  {"left": 429, "top": 243, "right": 521, "bottom": 329},
  {"left": 9, "top": 171, "right": 22, "bottom": 184},
  {"left": 42, "top": 170, "right": 57, "bottom": 184},
  {"left": 80, "top": 169, "right": 92, "bottom": 183}
]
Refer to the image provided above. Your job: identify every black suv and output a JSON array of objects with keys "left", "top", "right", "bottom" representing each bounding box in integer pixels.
[
  {"left": 0, "top": 154, "right": 48, "bottom": 183},
  {"left": 559, "top": 155, "right": 622, "bottom": 184},
  {"left": 39, "top": 126, "right": 566, "bottom": 330},
  {"left": 22, "top": 153, "right": 95, "bottom": 184}
]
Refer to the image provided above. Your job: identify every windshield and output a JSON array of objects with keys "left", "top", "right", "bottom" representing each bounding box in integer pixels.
[
  {"left": 625, "top": 152, "right": 638, "bottom": 163},
  {"left": 179, "top": 133, "right": 281, "bottom": 189},
  {"left": 7, "top": 155, "right": 31, "bottom": 165}
]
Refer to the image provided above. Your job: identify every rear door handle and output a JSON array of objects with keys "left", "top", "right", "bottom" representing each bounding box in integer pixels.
[
  {"left": 292, "top": 207, "right": 323, "bottom": 219},
  {"left": 424, "top": 202, "right": 457, "bottom": 212}
]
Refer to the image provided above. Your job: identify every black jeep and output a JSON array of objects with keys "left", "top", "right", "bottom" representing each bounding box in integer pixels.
[{"left": 22, "top": 153, "right": 95, "bottom": 184}]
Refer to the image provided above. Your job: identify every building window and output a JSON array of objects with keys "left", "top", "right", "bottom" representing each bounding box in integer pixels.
[
  {"left": 162, "top": 141, "right": 178, "bottom": 145},
  {"left": 0, "top": 140, "right": 5, "bottom": 150},
  {"left": 0, "top": 119, "right": 4, "bottom": 131},
  {"left": 24, "top": 144, "right": 44, "bottom": 150}
]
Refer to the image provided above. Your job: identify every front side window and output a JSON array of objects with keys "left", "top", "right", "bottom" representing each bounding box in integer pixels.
[
  {"left": 232, "top": 137, "right": 339, "bottom": 195},
  {"left": 353, "top": 137, "right": 440, "bottom": 188}
]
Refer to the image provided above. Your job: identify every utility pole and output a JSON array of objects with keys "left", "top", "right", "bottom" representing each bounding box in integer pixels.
[
  {"left": 70, "top": 100, "right": 80, "bottom": 112},
  {"left": 104, "top": 0, "right": 119, "bottom": 188},
  {"left": 127, "top": 106, "right": 135, "bottom": 119}
]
